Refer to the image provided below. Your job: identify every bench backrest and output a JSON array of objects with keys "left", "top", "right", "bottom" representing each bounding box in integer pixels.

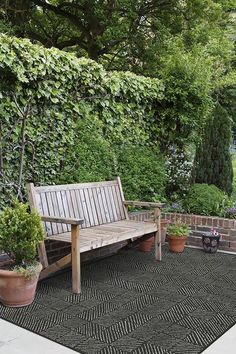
[{"left": 27, "top": 177, "right": 128, "bottom": 236}]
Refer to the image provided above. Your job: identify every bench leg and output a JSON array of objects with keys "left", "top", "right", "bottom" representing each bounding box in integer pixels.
[
  {"left": 71, "top": 225, "right": 81, "bottom": 293},
  {"left": 154, "top": 208, "right": 162, "bottom": 261}
]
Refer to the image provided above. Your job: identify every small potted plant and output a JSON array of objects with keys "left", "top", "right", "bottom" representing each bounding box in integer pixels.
[
  {"left": 0, "top": 201, "right": 44, "bottom": 307},
  {"left": 167, "top": 221, "right": 189, "bottom": 253}
]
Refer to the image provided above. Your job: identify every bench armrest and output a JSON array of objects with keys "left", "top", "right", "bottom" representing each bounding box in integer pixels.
[
  {"left": 124, "top": 200, "right": 165, "bottom": 208},
  {"left": 41, "top": 215, "right": 84, "bottom": 225}
]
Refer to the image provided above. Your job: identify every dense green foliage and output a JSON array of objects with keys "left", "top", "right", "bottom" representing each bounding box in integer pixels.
[
  {"left": 1, "top": 2, "right": 234, "bottom": 153},
  {"left": 193, "top": 104, "right": 233, "bottom": 195},
  {"left": 0, "top": 34, "right": 216, "bottom": 208},
  {"left": 116, "top": 145, "right": 166, "bottom": 201},
  {"left": 0, "top": 201, "right": 44, "bottom": 264},
  {"left": 183, "top": 183, "right": 231, "bottom": 217},
  {"left": 57, "top": 118, "right": 115, "bottom": 184},
  {"left": 0, "top": 34, "right": 165, "bottom": 207},
  {"left": 0, "top": 0, "right": 235, "bottom": 209}
]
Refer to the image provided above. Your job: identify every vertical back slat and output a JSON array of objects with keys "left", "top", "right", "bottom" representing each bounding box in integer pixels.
[
  {"left": 83, "top": 188, "right": 95, "bottom": 226},
  {"left": 46, "top": 192, "right": 59, "bottom": 235},
  {"left": 116, "top": 177, "right": 129, "bottom": 219},
  {"left": 87, "top": 188, "right": 99, "bottom": 226},
  {"left": 73, "top": 189, "right": 87, "bottom": 228},
  {"left": 68, "top": 190, "right": 77, "bottom": 218},
  {"left": 100, "top": 186, "right": 111, "bottom": 223},
  {"left": 79, "top": 189, "right": 91, "bottom": 228},
  {"left": 111, "top": 185, "right": 122, "bottom": 220},
  {"left": 60, "top": 190, "right": 71, "bottom": 232},
  {"left": 55, "top": 191, "right": 69, "bottom": 233},
  {"left": 114, "top": 184, "right": 126, "bottom": 219},
  {"left": 91, "top": 188, "right": 103, "bottom": 225},
  {"left": 106, "top": 186, "right": 116, "bottom": 222},
  {"left": 50, "top": 191, "right": 63, "bottom": 234},
  {"left": 40, "top": 192, "right": 52, "bottom": 235},
  {"left": 107, "top": 186, "right": 119, "bottom": 221},
  {"left": 96, "top": 187, "right": 107, "bottom": 224}
]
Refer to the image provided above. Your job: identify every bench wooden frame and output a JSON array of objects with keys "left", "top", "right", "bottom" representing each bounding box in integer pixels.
[{"left": 27, "top": 177, "right": 163, "bottom": 293}]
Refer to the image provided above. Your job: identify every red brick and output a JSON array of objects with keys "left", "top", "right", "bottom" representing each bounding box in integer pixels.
[
  {"left": 213, "top": 218, "right": 218, "bottom": 227},
  {"left": 218, "top": 219, "right": 224, "bottom": 228},
  {"left": 191, "top": 215, "right": 196, "bottom": 225},
  {"left": 229, "top": 230, "right": 236, "bottom": 238},
  {"left": 197, "top": 216, "right": 203, "bottom": 225},
  {"left": 207, "top": 218, "right": 213, "bottom": 227},
  {"left": 185, "top": 215, "right": 191, "bottom": 225},
  {"left": 229, "top": 241, "right": 236, "bottom": 249},
  {"left": 228, "top": 220, "right": 235, "bottom": 229},
  {"left": 219, "top": 245, "right": 231, "bottom": 252},
  {"left": 219, "top": 240, "right": 230, "bottom": 248},
  {"left": 221, "top": 234, "right": 230, "bottom": 241},
  {"left": 223, "top": 219, "right": 230, "bottom": 229}
]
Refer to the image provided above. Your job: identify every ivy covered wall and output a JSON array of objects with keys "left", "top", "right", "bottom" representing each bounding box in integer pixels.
[{"left": 0, "top": 35, "right": 211, "bottom": 207}]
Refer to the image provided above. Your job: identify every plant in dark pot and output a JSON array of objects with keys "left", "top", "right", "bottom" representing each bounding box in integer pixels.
[
  {"left": 167, "top": 221, "right": 189, "bottom": 253},
  {"left": 0, "top": 201, "right": 44, "bottom": 307}
]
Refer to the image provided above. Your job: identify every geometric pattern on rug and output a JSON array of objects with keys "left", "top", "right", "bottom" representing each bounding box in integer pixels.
[{"left": 1, "top": 246, "right": 236, "bottom": 354}]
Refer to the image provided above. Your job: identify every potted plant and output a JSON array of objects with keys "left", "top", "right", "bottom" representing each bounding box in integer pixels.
[
  {"left": 138, "top": 220, "right": 170, "bottom": 252},
  {"left": 138, "top": 234, "right": 154, "bottom": 252},
  {"left": 0, "top": 201, "right": 44, "bottom": 307},
  {"left": 167, "top": 221, "right": 189, "bottom": 253}
]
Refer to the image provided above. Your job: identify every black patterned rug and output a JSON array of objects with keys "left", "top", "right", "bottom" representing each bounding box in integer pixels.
[{"left": 1, "top": 246, "right": 236, "bottom": 354}]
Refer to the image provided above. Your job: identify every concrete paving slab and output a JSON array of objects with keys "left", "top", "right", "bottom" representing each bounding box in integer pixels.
[
  {"left": 202, "top": 324, "right": 236, "bottom": 354},
  {"left": 0, "top": 319, "right": 79, "bottom": 354}
]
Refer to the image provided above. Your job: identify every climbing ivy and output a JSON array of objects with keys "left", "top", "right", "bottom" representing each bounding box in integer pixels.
[{"left": 0, "top": 35, "right": 165, "bottom": 207}]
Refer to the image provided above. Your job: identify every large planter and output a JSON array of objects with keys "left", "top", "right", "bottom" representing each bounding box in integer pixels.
[
  {"left": 0, "top": 262, "right": 42, "bottom": 307},
  {"left": 167, "top": 235, "right": 187, "bottom": 253}
]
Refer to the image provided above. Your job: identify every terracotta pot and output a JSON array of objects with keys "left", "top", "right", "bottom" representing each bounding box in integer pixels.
[
  {"left": 138, "top": 236, "right": 154, "bottom": 252},
  {"left": 160, "top": 220, "right": 170, "bottom": 245},
  {"left": 0, "top": 263, "right": 42, "bottom": 307},
  {"left": 167, "top": 235, "right": 187, "bottom": 253}
]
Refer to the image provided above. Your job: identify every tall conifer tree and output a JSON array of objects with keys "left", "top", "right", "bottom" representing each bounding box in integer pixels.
[{"left": 193, "top": 103, "right": 233, "bottom": 196}]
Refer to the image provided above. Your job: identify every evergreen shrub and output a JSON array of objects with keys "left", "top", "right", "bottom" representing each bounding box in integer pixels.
[
  {"left": 116, "top": 145, "right": 166, "bottom": 201},
  {"left": 183, "top": 183, "right": 231, "bottom": 216},
  {"left": 0, "top": 201, "right": 44, "bottom": 265}
]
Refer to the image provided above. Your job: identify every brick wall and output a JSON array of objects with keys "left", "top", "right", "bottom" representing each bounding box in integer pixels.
[
  {"left": 162, "top": 213, "right": 236, "bottom": 253},
  {"left": 1, "top": 211, "right": 235, "bottom": 266},
  {"left": 130, "top": 211, "right": 236, "bottom": 253}
]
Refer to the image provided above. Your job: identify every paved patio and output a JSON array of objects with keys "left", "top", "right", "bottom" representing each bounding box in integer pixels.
[
  {"left": 0, "top": 319, "right": 235, "bottom": 354},
  {"left": 0, "top": 246, "right": 236, "bottom": 354}
]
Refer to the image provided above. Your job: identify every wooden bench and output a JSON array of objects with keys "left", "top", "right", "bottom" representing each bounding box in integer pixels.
[{"left": 27, "top": 177, "right": 163, "bottom": 293}]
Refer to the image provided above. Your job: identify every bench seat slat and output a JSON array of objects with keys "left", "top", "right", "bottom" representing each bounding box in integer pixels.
[{"left": 47, "top": 220, "right": 157, "bottom": 253}]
